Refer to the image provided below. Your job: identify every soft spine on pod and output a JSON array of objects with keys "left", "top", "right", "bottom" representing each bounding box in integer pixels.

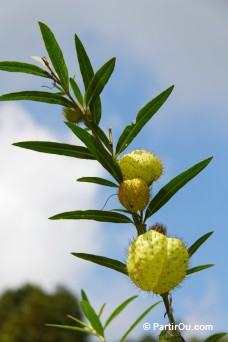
[{"left": 127, "top": 230, "right": 189, "bottom": 294}]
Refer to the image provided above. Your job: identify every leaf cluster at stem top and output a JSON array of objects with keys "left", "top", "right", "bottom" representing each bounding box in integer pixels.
[{"left": 0, "top": 21, "right": 214, "bottom": 277}]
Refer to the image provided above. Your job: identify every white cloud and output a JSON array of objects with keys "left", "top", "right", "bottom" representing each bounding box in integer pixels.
[{"left": 0, "top": 103, "right": 104, "bottom": 293}]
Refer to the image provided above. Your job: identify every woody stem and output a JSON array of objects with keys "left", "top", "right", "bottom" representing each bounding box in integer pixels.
[{"left": 161, "top": 293, "right": 185, "bottom": 341}]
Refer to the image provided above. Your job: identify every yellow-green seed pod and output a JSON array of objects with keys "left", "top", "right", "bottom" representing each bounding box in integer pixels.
[
  {"left": 118, "top": 178, "right": 150, "bottom": 212},
  {"left": 127, "top": 230, "right": 189, "bottom": 294},
  {"left": 118, "top": 150, "right": 163, "bottom": 185},
  {"left": 63, "top": 107, "right": 84, "bottom": 124}
]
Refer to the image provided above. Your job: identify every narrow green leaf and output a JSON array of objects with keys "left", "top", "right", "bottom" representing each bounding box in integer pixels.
[
  {"left": 187, "top": 264, "right": 215, "bottom": 275},
  {"left": 80, "top": 300, "right": 104, "bottom": 337},
  {"left": 39, "top": 22, "right": 69, "bottom": 90},
  {"left": 13, "top": 141, "right": 95, "bottom": 160},
  {"left": 90, "top": 97, "right": 102, "bottom": 125},
  {"left": 79, "top": 291, "right": 105, "bottom": 336},
  {"left": 0, "top": 61, "right": 51, "bottom": 78},
  {"left": 145, "top": 157, "right": 213, "bottom": 221},
  {"left": 46, "top": 324, "right": 90, "bottom": 334},
  {"left": 98, "top": 303, "right": 106, "bottom": 318},
  {"left": 0, "top": 91, "right": 73, "bottom": 107},
  {"left": 88, "top": 122, "right": 112, "bottom": 152},
  {"left": 81, "top": 289, "right": 89, "bottom": 302},
  {"left": 120, "top": 301, "right": 162, "bottom": 342},
  {"left": 188, "top": 232, "right": 214, "bottom": 258},
  {"left": 159, "top": 330, "right": 170, "bottom": 340},
  {"left": 66, "top": 122, "right": 123, "bottom": 183},
  {"left": 72, "top": 253, "right": 128, "bottom": 276},
  {"left": 203, "top": 333, "right": 227, "bottom": 342},
  {"left": 104, "top": 296, "right": 137, "bottom": 329},
  {"left": 54, "top": 91, "right": 66, "bottom": 96},
  {"left": 115, "top": 86, "right": 174, "bottom": 156},
  {"left": 77, "top": 177, "right": 118, "bottom": 187},
  {"left": 53, "top": 83, "right": 65, "bottom": 92},
  {"left": 74, "top": 34, "right": 102, "bottom": 123},
  {"left": 67, "top": 314, "right": 88, "bottom": 328},
  {"left": 85, "top": 58, "right": 115, "bottom": 107},
  {"left": 74, "top": 34, "right": 94, "bottom": 90},
  {"left": 111, "top": 208, "right": 135, "bottom": 215},
  {"left": 50, "top": 210, "right": 132, "bottom": 224},
  {"left": 70, "top": 77, "right": 83, "bottom": 105}
]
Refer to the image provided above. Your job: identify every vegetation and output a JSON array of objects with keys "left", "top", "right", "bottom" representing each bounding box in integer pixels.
[{"left": 0, "top": 284, "right": 86, "bottom": 342}]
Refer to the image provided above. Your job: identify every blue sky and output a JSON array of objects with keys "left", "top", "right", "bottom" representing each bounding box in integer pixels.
[{"left": 0, "top": 1, "right": 227, "bottom": 341}]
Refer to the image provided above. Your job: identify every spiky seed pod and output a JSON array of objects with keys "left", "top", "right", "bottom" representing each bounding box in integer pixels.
[
  {"left": 63, "top": 107, "right": 84, "bottom": 124},
  {"left": 127, "top": 230, "right": 189, "bottom": 294},
  {"left": 118, "top": 178, "right": 150, "bottom": 212},
  {"left": 118, "top": 150, "right": 163, "bottom": 185}
]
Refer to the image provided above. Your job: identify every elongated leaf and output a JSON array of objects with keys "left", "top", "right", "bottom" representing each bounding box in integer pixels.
[
  {"left": 111, "top": 208, "right": 136, "bottom": 215},
  {"left": 77, "top": 177, "right": 118, "bottom": 187},
  {"left": 80, "top": 300, "right": 104, "bottom": 337},
  {"left": 116, "top": 86, "right": 174, "bottom": 156},
  {"left": 74, "top": 34, "right": 102, "bottom": 123},
  {"left": 81, "top": 290, "right": 89, "bottom": 302},
  {"left": 120, "top": 301, "right": 162, "bottom": 342},
  {"left": 85, "top": 58, "right": 115, "bottom": 107},
  {"left": 90, "top": 97, "right": 102, "bottom": 125},
  {"left": 53, "top": 84, "right": 65, "bottom": 93},
  {"left": 104, "top": 296, "right": 137, "bottom": 329},
  {"left": 145, "top": 157, "right": 213, "bottom": 221},
  {"left": 50, "top": 210, "right": 132, "bottom": 223},
  {"left": 74, "top": 34, "right": 94, "bottom": 90},
  {"left": 0, "top": 61, "right": 51, "bottom": 78},
  {"left": 203, "top": 333, "right": 227, "bottom": 342},
  {"left": 88, "top": 122, "right": 112, "bottom": 152},
  {"left": 187, "top": 264, "right": 214, "bottom": 275},
  {"left": 0, "top": 91, "right": 73, "bottom": 107},
  {"left": 188, "top": 232, "right": 214, "bottom": 258},
  {"left": 98, "top": 303, "right": 106, "bottom": 318},
  {"left": 78, "top": 293, "right": 105, "bottom": 336},
  {"left": 70, "top": 77, "right": 83, "bottom": 105},
  {"left": 72, "top": 253, "right": 128, "bottom": 276},
  {"left": 46, "top": 324, "right": 90, "bottom": 333},
  {"left": 13, "top": 141, "right": 95, "bottom": 160},
  {"left": 66, "top": 122, "right": 123, "bottom": 183},
  {"left": 67, "top": 314, "right": 88, "bottom": 327},
  {"left": 39, "top": 22, "right": 69, "bottom": 90}
]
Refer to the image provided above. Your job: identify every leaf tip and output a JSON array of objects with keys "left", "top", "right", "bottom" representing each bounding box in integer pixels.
[
  {"left": 49, "top": 214, "right": 58, "bottom": 220},
  {"left": 38, "top": 21, "right": 45, "bottom": 28}
]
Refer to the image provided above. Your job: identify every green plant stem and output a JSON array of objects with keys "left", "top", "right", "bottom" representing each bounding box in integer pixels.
[
  {"left": 161, "top": 293, "right": 185, "bottom": 341},
  {"left": 131, "top": 213, "right": 147, "bottom": 236},
  {"left": 108, "top": 127, "right": 114, "bottom": 156},
  {"left": 136, "top": 223, "right": 147, "bottom": 236}
]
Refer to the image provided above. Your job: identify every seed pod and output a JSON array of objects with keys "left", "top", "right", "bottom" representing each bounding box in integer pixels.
[
  {"left": 63, "top": 106, "right": 84, "bottom": 124},
  {"left": 127, "top": 230, "right": 189, "bottom": 294},
  {"left": 118, "top": 178, "right": 150, "bottom": 212},
  {"left": 118, "top": 150, "right": 163, "bottom": 185}
]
